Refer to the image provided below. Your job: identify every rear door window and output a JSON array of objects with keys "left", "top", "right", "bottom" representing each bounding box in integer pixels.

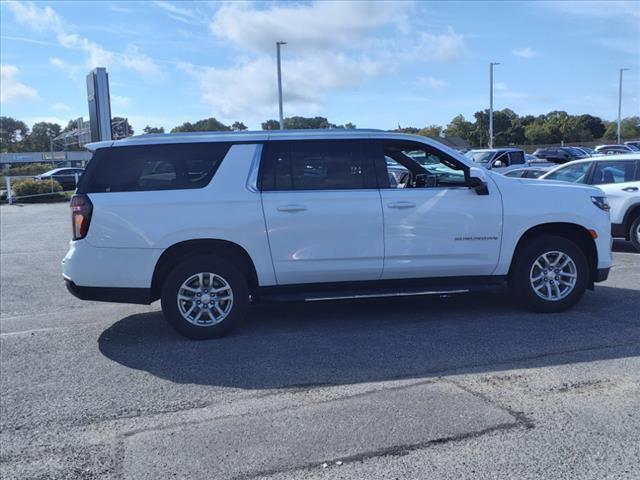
[
  {"left": 509, "top": 151, "right": 525, "bottom": 165},
  {"left": 79, "top": 142, "right": 231, "bottom": 193},
  {"left": 260, "top": 140, "right": 377, "bottom": 191},
  {"left": 592, "top": 161, "right": 637, "bottom": 185}
]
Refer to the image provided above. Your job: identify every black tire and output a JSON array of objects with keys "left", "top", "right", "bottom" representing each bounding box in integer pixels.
[
  {"left": 509, "top": 235, "right": 589, "bottom": 313},
  {"left": 630, "top": 216, "right": 640, "bottom": 252},
  {"left": 161, "top": 255, "right": 249, "bottom": 339}
]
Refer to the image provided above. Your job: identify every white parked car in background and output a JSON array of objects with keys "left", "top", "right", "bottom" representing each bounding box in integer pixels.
[
  {"left": 63, "top": 130, "right": 613, "bottom": 339},
  {"left": 541, "top": 154, "right": 640, "bottom": 251}
]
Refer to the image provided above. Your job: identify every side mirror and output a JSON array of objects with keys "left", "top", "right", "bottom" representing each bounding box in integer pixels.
[
  {"left": 492, "top": 160, "right": 504, "bottom": 168},
  {"left": 468, "top": 167, "right": 489, "bottom": 195}
]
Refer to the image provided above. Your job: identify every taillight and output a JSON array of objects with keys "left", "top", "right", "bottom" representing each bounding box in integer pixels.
[{"left": 71, "top": 194, "right": 93, "bottom": 240}]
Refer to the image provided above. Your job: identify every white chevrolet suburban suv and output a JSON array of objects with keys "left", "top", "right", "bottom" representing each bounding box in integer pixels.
[{"left": 63, "top": 130, "right": 613, "bottom": 339}]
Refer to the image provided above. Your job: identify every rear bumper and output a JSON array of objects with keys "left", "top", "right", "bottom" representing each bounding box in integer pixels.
[
  {"left": 65, "top": 278, "right": 151, "bottom": 304},
  {"left": 594, "top": 267, "right": 610, "bottom": 283}
]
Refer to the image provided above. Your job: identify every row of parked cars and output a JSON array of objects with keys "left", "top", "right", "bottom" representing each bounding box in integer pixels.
[{"left": 463, "top": 144, "right": 640, "bottom": 251}]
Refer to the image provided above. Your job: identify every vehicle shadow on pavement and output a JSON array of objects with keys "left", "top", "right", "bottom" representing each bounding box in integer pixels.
[
  {"left": 612, "top": 239, "right": 637, "bottom": 254},
  {"left": 98, "top": 286, "right": 640, "bottom": 389}
]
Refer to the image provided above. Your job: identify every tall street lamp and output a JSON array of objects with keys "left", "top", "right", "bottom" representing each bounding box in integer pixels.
[
  {"left": 617, "top": 67, "right": 630, "bottom": 144},
  {"left": 276, "top": 41, "right": 287, "bottom": 130},
  {"left": 489, "top": 62, "right": 500, "bottom": 148}
]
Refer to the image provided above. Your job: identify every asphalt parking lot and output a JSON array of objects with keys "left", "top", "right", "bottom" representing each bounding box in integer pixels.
[{"left": 1, "top": 202, "right": 639, "bottom": 480}]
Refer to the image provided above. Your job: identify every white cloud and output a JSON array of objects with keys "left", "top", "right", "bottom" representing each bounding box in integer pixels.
[
  {"left": 58, "top": 33, "right": 115, "bottom": 68},
  {"left": 0, "top": 64, "right": 39, "bottom": 104},
  {"left": 51, "top": 102, "right": 71, "bottom": 111},
  {"left": 111, "top": 95, "right": 131, "bottom": 108},
  {"left": 181, "top": 51, "right": 385, "bottom": 121},
  {"left": 49, "top": 57, "right": 68, "bottom": 69},
  {"left": 420, "top": 27, "right": 466, "bottom": 62},
  {"left": 153, "top": 1, "right": 203, "bottom": 26},
  {"left": 210, "top": 1, "right": 411, "bottom": 53},
  {"left": 494, "top": 82, "right": 508, "bottom": 91},
  {"left": 416, "top": 76, "right": 447, "bottom": 88},
  {"left": 511, "top": 47, "right": 539, "bottom": 59},
  {"left": 192, "top": 1, "right": 464, "bottom": 121},
  {"left": 5, "top": 0, "right": 64, "bottom": 33},
  {"left": 7, "top": 1, "right": 162, "bottom": 77},
  {"left": 121, "top": 45, "right": 162, "bottom": 76}
]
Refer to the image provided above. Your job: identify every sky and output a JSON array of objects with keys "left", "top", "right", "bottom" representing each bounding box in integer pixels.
[{"left": 1, "top": 0, "right": 639, "bottom": 134}]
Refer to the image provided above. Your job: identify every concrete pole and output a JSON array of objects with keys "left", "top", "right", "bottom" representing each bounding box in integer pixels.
[
  {"left": 617, "top": 68, "right": 629, "bottom": 144},
  {"left": 276, "top": 41, "right": 287, "bottom": 130}
]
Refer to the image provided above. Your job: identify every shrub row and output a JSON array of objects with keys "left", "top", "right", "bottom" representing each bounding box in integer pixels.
[
  {"left": 0, "top": 163, "right": 55, "bottom": 187},
  {"left": 11, "top": 178, "right": 67, "bottom": 203}
]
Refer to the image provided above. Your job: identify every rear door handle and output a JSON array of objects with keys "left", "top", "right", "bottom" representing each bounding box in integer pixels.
[
  {"left": 622, "top": 187, "right": 638, "bottom": 192},
  {"left": 387, "top": 201, "right": 416, "bottom": 209},
  {"left": 277, "top": 204, "right": 307, "bottom": 213}
]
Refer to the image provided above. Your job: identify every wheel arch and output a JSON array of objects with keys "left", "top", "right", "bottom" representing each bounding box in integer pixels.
[
  {"left": 621, "top": 203, "right": 640, "bottom": 239},
  {"left": 151, "top": 239, "right": 259, "bottom": 302},
  {"left": 509, "top": 223, "right": 598, "bottom": 286}
]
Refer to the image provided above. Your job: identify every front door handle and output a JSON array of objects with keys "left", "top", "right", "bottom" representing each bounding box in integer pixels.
[
  {"left": 622, "top": 186, "right": 639, "bottom": 192},
  {"left": 387, "top": 201, "right": 416, "bottom": 209},
  {"left": 277, "top": 204, "right": 307, "bottom": 213}
]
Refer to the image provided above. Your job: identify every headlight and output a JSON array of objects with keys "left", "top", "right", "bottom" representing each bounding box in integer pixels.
[{"left": 591, "top": 196, "right": 610, "bottom": 212}]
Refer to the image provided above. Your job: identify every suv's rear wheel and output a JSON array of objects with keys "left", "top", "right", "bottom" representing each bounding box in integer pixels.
[
  {"left": 509, "top": 235, "right": 589, "bottom": 312},
  {"left": 161, "top": 255, "right": 249, "bottom": 339},
  {"left": 629, "top": 215, "right": 640, "bottom": 252}
]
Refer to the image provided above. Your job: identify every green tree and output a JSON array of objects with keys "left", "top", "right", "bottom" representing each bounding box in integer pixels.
[
  {"left": 603, "top": 116, "right": 640, "bottom": 141},
  {"left": 418, "top": 125, "right": 443, "bottom": 138},
  {"left": 0, "top": 117, "right": 29, "bottom": 152},
  {"left": 284, "top": 116, "right": 332, "bottom": 129},
  {"left": 171, "top": 118, "right": 231, "bottom": 133},
  {"left": 472, "top": 110, "right": 490, "bottom": 147},
  {"left": 261, "top": 119, "right": 280, "bottom": 130},
  {"left": 393, "top": 126, "right": 420, "bottom": 134},
  {"left": 28, "top": 122, "right": 62, "bottom": 151},
  {"left": 261, "top": 116, "right": 342, "bottom": 130},
  {"left": 143, "top": 125, "right": 165, "bottom": 134},
  {"left": 231, "top": 121, "right": 248, "bottom": 131},
  {"left": 444, "top": 115, "right": 474, "bottom": 143},
  {"left": 524, "top": 123, "right": 555, "bottom": 144},
  {"left": 576, "top": 114, "right": 605, "bottom": 140}
]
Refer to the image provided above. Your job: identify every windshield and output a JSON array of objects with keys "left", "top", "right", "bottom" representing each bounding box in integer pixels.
[
  {"left": 565, "top": 147, "right": 585, "bottom": 156},
  {"left": 465, "top": 150, "right": 496, "bottom": 163}
]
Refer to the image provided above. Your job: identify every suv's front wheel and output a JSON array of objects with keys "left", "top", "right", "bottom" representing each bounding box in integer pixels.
[
  {"left": 161, "top": 255, "right": 249, "bottom": 339},
  {"left": 509, "top": 235, "right": 589, "bottom": 312}
]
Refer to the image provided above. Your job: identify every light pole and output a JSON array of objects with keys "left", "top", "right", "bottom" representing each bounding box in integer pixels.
[
  {"left": 276, "top": 41, "right": 287, "bottom": 130},
  {"left": 617, "top": 68, "right": 629, "bottom": 144},
  {"left": 489, "top": 62, "right": 500, "bottom": 148}
]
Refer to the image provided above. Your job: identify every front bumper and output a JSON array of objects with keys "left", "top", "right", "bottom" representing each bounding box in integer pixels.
[{"left": 594, "top": 267, "right": 610, "bottom": 283}]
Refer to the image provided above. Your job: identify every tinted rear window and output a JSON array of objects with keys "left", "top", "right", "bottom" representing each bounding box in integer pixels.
[
  {"left": 78, "top": 142, "right": 231, "bottom": 193},
  {"left": 260, "top": 140, "right": 377, "bottom": 191}
]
